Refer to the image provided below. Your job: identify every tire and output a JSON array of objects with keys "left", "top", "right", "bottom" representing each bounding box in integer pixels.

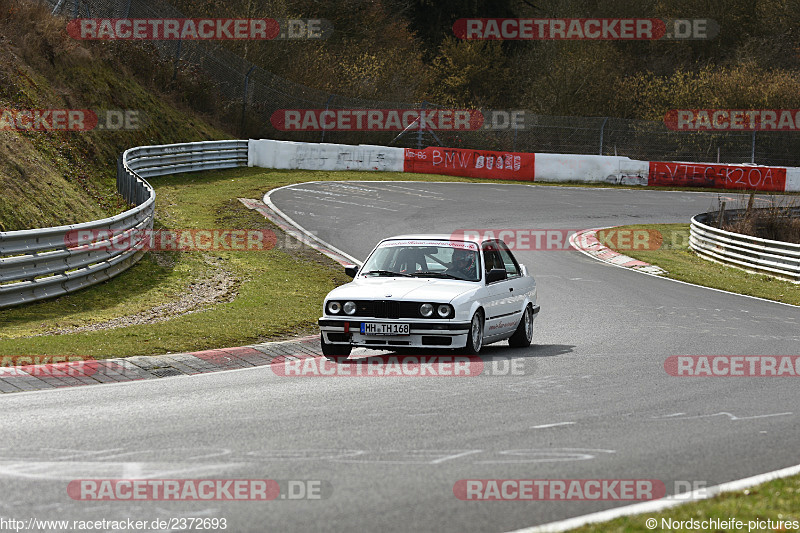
[
  {"left": 464, "top": 310, "right": 484, "bottom": 355},
  {"left": 321, "top": 333, "right": 351, "bottom": 361},
  {"left": 508, "top": 305, "right": 533, "bottom": 348}
]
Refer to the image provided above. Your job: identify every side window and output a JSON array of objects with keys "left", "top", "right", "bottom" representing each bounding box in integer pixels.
[
  {"left": 497, "top": 245, "right": 520, "bottom": 277},
  {"left": 482, "top": 243, "right": 497, "bottom": 274}
]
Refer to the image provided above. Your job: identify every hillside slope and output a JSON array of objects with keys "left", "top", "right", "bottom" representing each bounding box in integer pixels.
[{"left": 0, "top": 0, "right": 229, "bottom": 231}]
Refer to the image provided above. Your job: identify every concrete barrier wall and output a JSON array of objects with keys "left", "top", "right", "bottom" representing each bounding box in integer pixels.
[
  {"left": 786, "top": 168, "right": 800, "bottom": 192},
  {"left": 534, "top": 153, "right": 650, "bottom": 185},
  {"left": 248, "top": 140, "right": 404, "bottom": 172},
  {"left": 248, "top": 139, "right": 800, "bottom": 192}
]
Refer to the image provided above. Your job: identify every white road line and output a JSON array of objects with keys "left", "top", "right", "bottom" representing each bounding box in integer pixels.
[
  {"left": 530, "top": 422, "right": 575, "bottom": 429},
  {"left": 263, "top": 182, "right": 361, "bottom": 266},
  {"left": 429, "top": 450, "right": 483, "bottom": 464},
  {"left": 651, "top": 411, "right": 792, "bottom": 422}
]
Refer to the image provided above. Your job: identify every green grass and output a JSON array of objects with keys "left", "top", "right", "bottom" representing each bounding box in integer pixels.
[
  {"left": 601, "top": 223, "right": 800, "bottom": 306},
  {"left": 569, "top": 475, "right": 800, "bottom": 532}
]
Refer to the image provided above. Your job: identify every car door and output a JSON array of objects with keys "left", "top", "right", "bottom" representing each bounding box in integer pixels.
[
  {"left": 496, "top": 241, "right": 529, "bottom": 319},
  {"left": 481, "top": 241, "right": 519, "bottom": 338}
]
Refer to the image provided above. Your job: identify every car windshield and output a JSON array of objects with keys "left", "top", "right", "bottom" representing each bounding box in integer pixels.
[{"left": 361, "top": 240, "right": 481, "bottom": 281}]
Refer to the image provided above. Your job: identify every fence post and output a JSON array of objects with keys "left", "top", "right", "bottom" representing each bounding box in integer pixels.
[
  {"left": 124, "top": 0, "right": 132, "bottom": 18},
  {"left": 320, "top": 94, "right": 333, "bottom": 143},
  {"left": 599, "top": 117, "right": 609, "bottom": 155},
  {"left": 51, "top": 0, "right": 65, "bottom": 15},
  {"left": 513, "top": 119, "right": 517, "bottom": 153},
  {"left": 116, "top": 154, "right": 124, "bottom": 202},
  {"left": 240, "top": 65, "right": 256, "bottom": 137},
  {"left": 751, "top": 130, "right": 756, "bottom": 164},
  {"left": 172, "top": 40, "right": 182, "bottom": 81}
]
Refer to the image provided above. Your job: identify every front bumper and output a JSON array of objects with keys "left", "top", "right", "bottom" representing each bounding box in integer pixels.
[{"left": 318, "top": 318, "right": 471, "bottom": 349}]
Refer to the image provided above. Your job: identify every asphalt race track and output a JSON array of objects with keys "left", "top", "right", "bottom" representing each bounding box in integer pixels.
[{"left": 3, "top": 182, "right": 800, "bottom": 532}]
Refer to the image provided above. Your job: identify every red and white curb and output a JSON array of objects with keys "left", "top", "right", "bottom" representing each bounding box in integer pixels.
[
  {"left": 0, "top": 335, "right": 325, "bottom": 394},
  {"left": 570, "top": 227, "right": 666, "bottom": 275}
]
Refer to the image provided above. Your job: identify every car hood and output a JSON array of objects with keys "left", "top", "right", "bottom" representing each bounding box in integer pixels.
[{"left": 327, "top": 277, "right": 478, "bottom": 302}]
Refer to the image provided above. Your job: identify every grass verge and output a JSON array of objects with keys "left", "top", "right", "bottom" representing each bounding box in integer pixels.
[
  {"left": 567, "top": 475, "right": 799, "bottom": 532},
  {"left": 600, "top": 223, "right": 800, "bottom": 306}
]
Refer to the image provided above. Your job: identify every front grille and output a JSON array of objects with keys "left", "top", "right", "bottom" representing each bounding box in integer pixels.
[
  {"left": 372, "top": 300, "right": 400, "bottom": 319},
  {"left": 340, "top": 300, "right": 433, "bottom": 319}
]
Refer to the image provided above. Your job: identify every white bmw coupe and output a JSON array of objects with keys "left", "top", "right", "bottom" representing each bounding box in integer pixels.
[{"left": 318, "top": 235, "right": 539, "bottom": 360}]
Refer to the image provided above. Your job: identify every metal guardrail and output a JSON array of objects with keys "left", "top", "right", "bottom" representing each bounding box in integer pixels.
[
  {"left": 0, "top": 140, "right": 248, "bottom": 309},
  {"left": 690, "top": 208, "right": 800, "bottom": 282}
]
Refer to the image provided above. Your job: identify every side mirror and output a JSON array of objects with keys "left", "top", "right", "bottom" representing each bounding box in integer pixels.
[
  {"left": 344, "top": 265, "right": 359, "bottom": 278},
  {"left": 519, "top": 264, "right": 528, "bottom": 277},
  {"left": 486, "top": 268, "right": 507, "bottom": 284}
]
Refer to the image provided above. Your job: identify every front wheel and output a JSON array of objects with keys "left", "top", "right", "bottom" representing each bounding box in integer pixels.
[
  {"left": 463, "top": 310, "right": 484, "bottom": 355},
  {"left": 321, "top": 334, "right": 351, "bottom": 361},
  {"left": 508, "top": 305, "right": 533, "bottom": 348}
]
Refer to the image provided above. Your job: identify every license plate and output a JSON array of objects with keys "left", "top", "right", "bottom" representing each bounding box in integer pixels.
[{"left": 360, "top": 322, "right": 410, "bottom": 335}]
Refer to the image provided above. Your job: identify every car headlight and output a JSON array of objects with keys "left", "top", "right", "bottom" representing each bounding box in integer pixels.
[
  {"left": 343, "top": 301, "right": 357, "bottom": 315},
  {"left": 437, "top": 305, "right": 451, "bottom": 318},
  {"left": 327, "top": 301, "right": 341, "bottom": 314},
  {"left": 420, "top": 303, "right": 434, "bottom": 317}
]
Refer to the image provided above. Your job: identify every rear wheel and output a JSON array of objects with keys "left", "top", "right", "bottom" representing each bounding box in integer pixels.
[
  {"left": 508, "top": 305, "right": 533, "bottom": 348},
  {"left": 321, "top": 334, "right": 351, "bottom": 361},
  {"left": 464, "top": 310, "right": 484, "bottom": 355}
]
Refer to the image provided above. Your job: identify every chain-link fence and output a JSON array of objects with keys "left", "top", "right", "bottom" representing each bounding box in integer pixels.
[{"left": 45, "top": 0, "right": 800, "bottom": 167}]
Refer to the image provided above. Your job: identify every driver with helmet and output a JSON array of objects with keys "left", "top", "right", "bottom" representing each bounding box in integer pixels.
[{"left": 447, "top": 248, "right": 477, "bottom": 280}]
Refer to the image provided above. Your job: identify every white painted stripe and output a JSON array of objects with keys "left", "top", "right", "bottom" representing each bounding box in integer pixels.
[
  {"left": 507, "top": 462, "right": 800, "bottom": 533},
  {"left": 531, "top": 422, "right": 575, "bottom": 429},
  {"left": 263, "top": 182, "right": 362, "bottom": 266}
]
